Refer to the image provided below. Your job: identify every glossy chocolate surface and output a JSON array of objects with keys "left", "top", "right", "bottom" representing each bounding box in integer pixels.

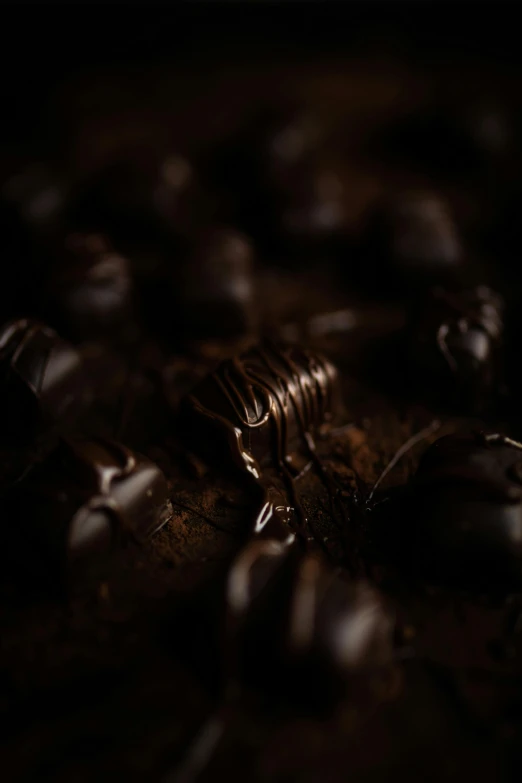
[
  {"left": 78, "top": 154, "right": 203, "bottom": 244},
  {"left": 410, "top": 285, "right": 504, "bottom": 407},
  {"left": 51, "top": 233, "right": 133, "bottom": 340},
  {"left": 277, "top": 165, "right": 346, "bottom": 249},
  {"left": 176, "top": 227, "right": 256, "bottom": 339},
  {"left": 188, "top": 342, "right": 340, "bottom": 479},
  {"left": 227, "top": 541, "right": 393, "bottom": 708},
  {"left": 13, "top": 437, "right": 170, "bottom": 584},
  {"left": 362, "top": 191, "right": 464, "bottom": 289},
  {"left": 404, "top": 432, "right": 522, "bottom": 588},
  {"left": 212, "top": 106, "right": 322, "bottom": 194},
  {"left": 0, "top": 318, "right": 90, "bottom": 442},
  {"left": 4, "top": 41, "right": 522, "bottom": 783}
]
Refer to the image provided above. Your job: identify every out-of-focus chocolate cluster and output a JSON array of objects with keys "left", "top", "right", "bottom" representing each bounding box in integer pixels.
[{"left": 3, "top": 66, "right": 522, "bottom": 783}]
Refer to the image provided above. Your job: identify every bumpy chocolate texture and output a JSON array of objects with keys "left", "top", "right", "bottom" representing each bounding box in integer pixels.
[
  {"left": 187, "top": 342, "right": 340, "bottom": 479},
  {"left": 227, "top": 541, "right": 394, "bottom": 710},
  {"left": 176, "top": 227, "right": 256, "bottom": 339},
  {"left": 0, "top": 319, "right": 90, "bottom": 443},
  {"left": 15, "top": 437, "right": 170, "bottom": 585},
  {"left": 52, "top": 233, "right": 133, "bottom": 340},
  {"left": 404, "top": 432, "right": 522, "bottom": 589},
  {"left": 410, "top": 286, "right": 504, "bottom": 408},
  {"left": 361, "top": 191, "right": 463, "bottom": 289}
]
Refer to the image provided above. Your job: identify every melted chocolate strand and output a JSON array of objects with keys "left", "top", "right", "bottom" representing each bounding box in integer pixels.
[
  {"left": 367, "top": 420, "right": 441, "bottom": 502},
  {"left": 189, "top": 342, "right": 341, "bottom": 546}
]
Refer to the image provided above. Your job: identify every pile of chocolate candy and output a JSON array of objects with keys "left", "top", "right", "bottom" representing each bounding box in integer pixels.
[{"left": 2, "top": 90, "right": 522, "bottom": 782}]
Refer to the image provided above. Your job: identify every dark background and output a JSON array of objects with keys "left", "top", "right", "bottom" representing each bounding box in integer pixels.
[{"left": 0, "top": 1, "right": 520, "bottom": 148}]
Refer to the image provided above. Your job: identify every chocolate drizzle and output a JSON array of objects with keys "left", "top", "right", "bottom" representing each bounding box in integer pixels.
[
  {"left": 7, "top": 436, "right": 171, "bottom": 590},
  {"left": 188, "top": 342, "right": 341, "bottom": 544},
  {"left": 189, "top": 342, "right": 339, "bottom": 477},
  {"left": 54, "top": 437, "right": 171, "bottom": 542}
]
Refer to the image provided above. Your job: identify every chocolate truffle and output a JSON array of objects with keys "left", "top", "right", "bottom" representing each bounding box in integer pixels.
[
  {"left": 410, "top": 285, "right": 503, "bottom": 409},
  {"left": 186, "top": 342, "right": 340, "bottom": 479},
  {"left": 176, "top": 227, "right": 256, "bottom": 340},
  {"left": 403, "top": 432, "right": 522, "bottom": 589},
  {"left": 227, "top": 543, "right": 394, "bottom": 710},
  {"left": 0, "top": 319, "right": 91, "bottom": 444},
  {"left": 50, "top": 233, "right": 134, "bottom": 341},
  {"left": 10, "top": 437, "right": 170, "bottom": 587},
  {"left": 361, "top": 191, "right": 464, "bottom": 289}
]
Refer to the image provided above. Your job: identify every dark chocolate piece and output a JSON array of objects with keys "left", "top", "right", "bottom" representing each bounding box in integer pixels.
[
  {"left": 361, "top": 191, "right": 464, "bottom": 290},
  {"left": 227, "top": 542, "right": 394, "bottom": 710},
  {"left": 211, "top": 109, "right": 336, "bottom": 256},
  {"left": 78, "top": 154, "right": 206, "bottom": 245},
  {"left": 187, "top": 342, "right": 340, "bottom": 479},
  {"left": 403, "top": 432, "right": 522, "bottom": 589},
  {"left": 50, "top": 233, "right": 134, "bottom": 341},
  {"left": 212, "top": 106, "right": 322, "bottom": 196},
  {"left": 176, "top": 227, "right": 256, "bottom": 340},
  {"left": 1, "top": 163, "right": 71, "bottom": 238},
  {"left": 11, "top": 437, "right": 170, "bottom": 587},
  {"left": 254, "top": 108, "right": 323, "bottom": 185},
  {"left": 377, "top": 102, "right": 514, "bottom": 178},
  {"left": 410, "top": 285, "right": 503, "bottom": 409},
  {"left": 0, "top": 319, "right": 91, "bottom": 444},
  {"left": 463, "top": 103, "right": 514, "bottom": 162},
  {"left": 1, "top": 164, "right": 71, "bottom": 316},
  {"left": 276, "top": 164, "right": 346, "bottom": 252}
]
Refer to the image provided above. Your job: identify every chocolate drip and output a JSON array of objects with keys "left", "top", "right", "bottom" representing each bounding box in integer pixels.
[
  {"left": 7, "top": 436, "right": 170, "bottom": 590},
  {"left": 188, "top": 342, "right": 341, "bottom": 543},
  {"left": 54, "top": 437, "right": 171, "bottom": 541},
  {"left": 189, "top": 342, "right": 339, "bottom": 478}
]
